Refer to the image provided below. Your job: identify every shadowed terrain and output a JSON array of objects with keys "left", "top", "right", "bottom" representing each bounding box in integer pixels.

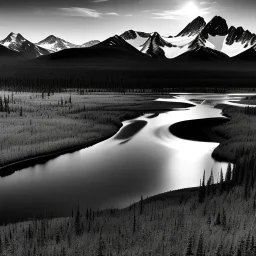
[
  {"left": 114, "top": 120, "right": 147, "bottom": 140},
  {"left": 169, "top": 117, "right": 229, "bottom": 143}
]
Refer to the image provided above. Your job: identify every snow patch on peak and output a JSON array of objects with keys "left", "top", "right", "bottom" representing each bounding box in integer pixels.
[{"left": 121, "top": 30, "right": 152, "bottom": 49}]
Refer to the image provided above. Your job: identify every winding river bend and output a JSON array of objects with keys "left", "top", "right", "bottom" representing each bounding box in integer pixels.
[{"left": 0, "top": 93, "right": 252, "bottom": 221}]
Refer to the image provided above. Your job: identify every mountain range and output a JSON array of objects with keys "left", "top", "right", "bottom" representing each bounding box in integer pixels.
[
  {"left": 0, "top": 33, "right": 100, "bottom": 59},
  {"left": 0, "top": 16, "right": 256, "bottom": 61},
  {"left": 120, "top": 16, "right": 256, "bottom": 61}
]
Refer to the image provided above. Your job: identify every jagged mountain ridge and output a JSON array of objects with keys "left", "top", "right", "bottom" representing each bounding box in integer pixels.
[
  {"left": 176, "top": 46, "right": 230, "bottom": 61},
  {"left": 176, "top": 16, "right": 206, "bottom": 37},
  {"left": 82, "top": 40, "right": 100, "bottom": 48},
  {"left": 189, "top": 16, "right": 256, "bottom": 57},
  {"left": 120, "top": 30, "right": 152, "bottom": 50},
  {"left": 36, "top": 35, "right": 79, "bottom": 52},
  {"left": 37, "top": 35, "right": 149, "bottom": 62},
  {"left": 0, "top": 33, "right": 50, "bottom": 59},
  {"left": 37, "top": 36, "right": 100, "bottom": 52},
  {"left": 1, "top": 16, "right": 256, "bottom": 61},
  {"left": 122, "top": 16, "right": 256, "bottom": 60},
  {"left": 0, "top": 33, "right": 100, "bottom": 58}
]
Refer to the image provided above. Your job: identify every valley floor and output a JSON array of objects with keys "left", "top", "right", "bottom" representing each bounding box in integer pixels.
[
  {"left": 1, "top": 93, "right": 256, "bottom": 255},
  {"left": 0, "top": 92, "right": 194, "bottom": 176}
]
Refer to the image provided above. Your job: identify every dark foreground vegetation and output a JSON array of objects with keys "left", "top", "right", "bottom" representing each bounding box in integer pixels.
[{"left": 1, "top": 59, "right": 256, "bottom": 93}]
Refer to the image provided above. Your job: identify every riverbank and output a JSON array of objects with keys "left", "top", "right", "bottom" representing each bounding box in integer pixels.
[
  {"left": 169, "top": 117, "right": 229, "bottom": 143},
  {"left": 0, "top": 92, "right": 194, "bottom": 176},
  {"left": 1, "top": 174, "right": 255, "bottom": 256},
  {"left": 1, "top": 94, "right": 256, "bottom": 255},
  {"left": 212, "top": 103, "right": 256, "bottom": 163}
]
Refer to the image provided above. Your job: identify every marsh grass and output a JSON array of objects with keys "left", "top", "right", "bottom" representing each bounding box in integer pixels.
[
  {"left": 0, "top": 92, "right": 158, "bottom": 168},
  {"left": 213, "top": 103, "right": 256, "bottom": 163}
]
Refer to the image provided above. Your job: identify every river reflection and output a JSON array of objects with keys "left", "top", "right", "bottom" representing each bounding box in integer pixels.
[{"left": 0, "top": 93, "right": 250, "bottom": 222}]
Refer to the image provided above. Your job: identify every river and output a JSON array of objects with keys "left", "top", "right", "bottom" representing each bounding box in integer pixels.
[{"left": 0, "top": 93, "right": 252, "bottom": 222}]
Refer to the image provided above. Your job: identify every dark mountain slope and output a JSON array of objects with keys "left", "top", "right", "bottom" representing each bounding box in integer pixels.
[
  {"left": 175, "top": 46, "right": 230, "bottom": 61},
  {"left": 37, "top": 35, "right": 149, "bottom": 62},
  {"left": 176, "top": 16, "right": 206, "bottom": 37},
  {"left": 0, "top": 33, "right": 50, "bottom": 59},
  {"left": 232, "top": 45, "right": 256, "bottom": 61}
]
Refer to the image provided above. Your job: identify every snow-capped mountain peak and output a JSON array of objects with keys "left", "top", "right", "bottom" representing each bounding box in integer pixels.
[
  {"left": 176, "top": 16, "right": 206, "bottom": 37},
  {"left": 81, "top": 40, "right": 100, "bottom": 48},
  {"left": 0, "top": 32, "right": 51, "bottom": 58},
  {"left": 201, "top": 16, "right": 229, "bottom": 38},
  {"left": 188, "top": 16, "right": 256, "bottom": 57},
  {"left": 1, "top": 32, "right": 26, "bottom": 50},
  {"left": 120, "top": 30, "right": 152, "bottom": 49},
  {"left": 226, "top": 26, "right": 256, "bottom": 46},
  {"left": 36, "top": 35, "right": 80, "bottom": 52}
]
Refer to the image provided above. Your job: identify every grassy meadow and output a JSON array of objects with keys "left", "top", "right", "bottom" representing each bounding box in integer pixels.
[
  {"left": 0, "top": 91, "right": 178, "bottom": 172},
  {"left": 213, "top": 101, "right": 256, "bottom": 163}
]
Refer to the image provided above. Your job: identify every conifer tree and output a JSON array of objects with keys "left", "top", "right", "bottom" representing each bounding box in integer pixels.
[
  {"left": 75, "top": 203, "right": 81, "bottom": 236},
  {"left": 60, "top": 246, "right": 66, "bottom": 256},
  {"left": 215, "top": 241, "right": 223, "bottom": 256},
  {"left": 185, "top": 236, "right": 194, "bottom": 256},
  {"left": 236, "top": 240, "right": 244, "bottom": 256},
  {"left": 199, "top": 172, "right": 206, "bottom": 203},
  {"left": 196, "top": 233, "right": 204, "bottom": 256},
  {"left": 140, "top": 195, "right": 143, "bottom": 215},
  {"left": 226, "top": 163, "right": 232, "bottom": 191},
  {"left": 0, "top": 96, "right": 3, "bottom": 112},
  {"left": 215, "top": 212, "right": 221, "bottom": 225},
  {"left": 97, "top": 233, "right": 105, "bottom": 256},
  {"left": 250, "top": 235, "right": 255, "bottom": 252},
  {"left": 0, "top": 234, "right": 2, "bottom": 254},
  {"left": 245, "top": 234, "right": 251, "bottom": 254},
  {"left": 219, "top": 169, "right": 224, "bottom": 194},
  {"left": 133, "top": 205, "right": 136, "bottom": 233},
  {"left": 222, "top": 209, "right": 226, "bottom": 228}
]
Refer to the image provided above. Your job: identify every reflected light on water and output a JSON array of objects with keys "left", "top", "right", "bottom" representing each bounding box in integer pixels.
[{"left": 0, "top": 93, "right": 244, "bottom": 221}]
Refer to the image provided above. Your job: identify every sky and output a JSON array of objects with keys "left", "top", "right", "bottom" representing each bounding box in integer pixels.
[{"left": 0, "top": 0, "right": 256, "bottom": 44}]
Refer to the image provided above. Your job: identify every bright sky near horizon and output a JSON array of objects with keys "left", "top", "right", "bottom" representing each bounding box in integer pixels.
[{"left": 0, "top": 0, "right": 255, "bottom": 44}]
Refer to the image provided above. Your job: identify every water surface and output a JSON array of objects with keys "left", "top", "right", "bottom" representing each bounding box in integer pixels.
[{"left": 0, "top": 93, "right": 250, "bottom": 221}]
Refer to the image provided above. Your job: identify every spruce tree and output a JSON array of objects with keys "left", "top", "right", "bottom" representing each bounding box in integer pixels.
[
  {"left": 0, "top": 96, "right": 3, "bottom": 112},
  {"left": 199, "top": 172, "right": 206, "bottom": 203},
  {"left": 133, "top": 206, "right": 136, "bottom": 233},
  {"left": 97, "top": 233, "right": 105, "bottom": 256},
  {"left": 196, "top": 233, "right": 204, "bottom": 256},
  {"left": 215, "top": 212, "right": 221, "bottom": 225},
  {"left": 219, "top": 169, "right": 224, "bottom": 194},
  {"left": 207, "top": 170, "right": 214, "bottom": 196},
  {"left": 226, "top": 163, "right": 232, "bottom": 191},
  {"left": 222, "top": 209, "right": 227, "bottom": 229},
  {"left": 140, "top": 195, "right": 143, "bottom": 215},
  {"left": 75, "top": 203, "right": 81, "bottom": 236},
  {"left": 202, "top": 171, "right": 206, "bottom": 200},
  {"left": 215, "top": 241, "right": 223, "bottom": 256},
  {"left": 0, "top": 234, "right": 2, "bottom": 254},
  {"left": 185, "top": 236, "right": 194, "bottom": 256}
]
